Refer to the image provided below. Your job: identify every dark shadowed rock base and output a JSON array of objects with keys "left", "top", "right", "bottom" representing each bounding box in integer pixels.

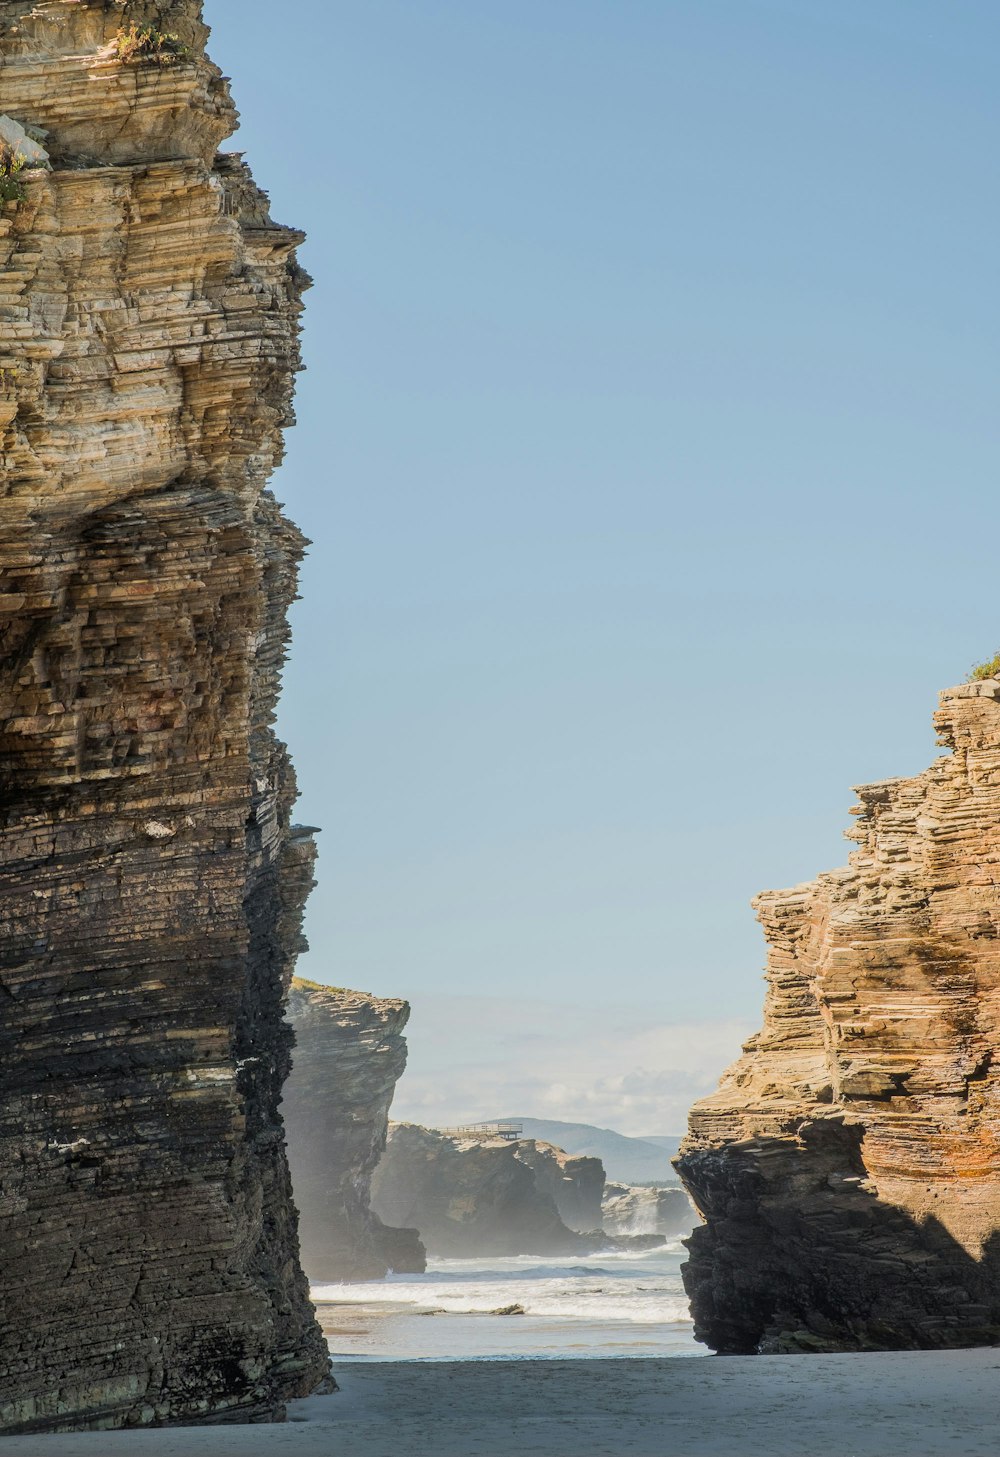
[
  {"left": 678, "top": 1121, "right": 1000, "bottom": 1353},
  {"left": 678, "top": 678, "right": 1000, "bottom": 1353}
]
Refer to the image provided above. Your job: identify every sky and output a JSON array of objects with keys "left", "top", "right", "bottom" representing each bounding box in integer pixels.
[{"left": 206, "top": 2, "right": 1000, "bottom": 1134}]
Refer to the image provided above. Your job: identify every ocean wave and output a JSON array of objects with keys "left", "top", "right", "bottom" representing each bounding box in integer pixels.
[
  {"left": 315, "top": 1280, "right": 690, "bottom": 1324},
  {"left": 312, "top": 1246, "right": 693, "bottom": 1327}
]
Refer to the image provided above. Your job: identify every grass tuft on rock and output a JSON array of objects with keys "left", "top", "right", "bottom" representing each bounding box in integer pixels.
[
  {"left": 968, "top": 653, "right": 1000, "bottom": 683},
  {"left": 0, "top": 144, "right": 27, "bottom": 204},
  {"left": 114, "top": 24, "right": 187, "bottom": 65}
]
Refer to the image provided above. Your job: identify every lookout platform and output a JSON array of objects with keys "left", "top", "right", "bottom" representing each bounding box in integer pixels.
[{"left": 437, "top": 1121, "right": 523, "bottom": 1142}]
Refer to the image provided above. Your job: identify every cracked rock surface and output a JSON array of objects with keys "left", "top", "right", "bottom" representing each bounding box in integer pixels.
[
  {"left": 0, "top": 0, "right": 327, "bottom": 1431},
  {"left": 678, "top": 677, "right": 1000, "bottom": 1353}
]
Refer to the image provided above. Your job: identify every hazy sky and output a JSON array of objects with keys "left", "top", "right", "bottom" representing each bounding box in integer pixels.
[{"left": 207, "top": 2, "right": 1000, "bottom": 1133}]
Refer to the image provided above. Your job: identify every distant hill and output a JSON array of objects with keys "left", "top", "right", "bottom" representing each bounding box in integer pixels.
[
  {"left": 501, "top": 1118, "right": 682, "bottom": 1186},
  {"left": 636, "top": 1136, "right": 683, "bottom": 1157}
]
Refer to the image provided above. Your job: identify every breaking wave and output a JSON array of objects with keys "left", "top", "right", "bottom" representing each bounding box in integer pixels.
[{"left": 313, "top": 1243, "right": 692, "bottom": 1328}]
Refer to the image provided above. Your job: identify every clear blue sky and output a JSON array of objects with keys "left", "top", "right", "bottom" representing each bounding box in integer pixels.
[{"left": 206, "top": 2, "right": 999, "bottom": 1129}]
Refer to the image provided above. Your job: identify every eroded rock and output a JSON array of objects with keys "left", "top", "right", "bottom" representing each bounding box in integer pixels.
[
  {"left": 677, "top": 676, "right": 1000, "bottom": 1353},
  {"left": 512, "top": 1140, "right": 605, "bottom": 1233},
  {"left": 0, "top": 1, "right": 326, "bottom": 1431}
]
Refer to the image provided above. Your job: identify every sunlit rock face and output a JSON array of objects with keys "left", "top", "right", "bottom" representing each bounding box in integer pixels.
[
  {"left": 0, "top": 1, "right": 328, "bottom": 1431},
  {"left": 677, "top": 678, "right": 1000, "bottom": 1353},
  {"left": 284, "top": 981, "right": 426, "bottom": 1281}
]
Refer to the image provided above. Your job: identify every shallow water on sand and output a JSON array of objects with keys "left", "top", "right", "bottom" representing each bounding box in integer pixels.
[{"left": 313, "top": 1241, "right": 703, "bottom": 1360}]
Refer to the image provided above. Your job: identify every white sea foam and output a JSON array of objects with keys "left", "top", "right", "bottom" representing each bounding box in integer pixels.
[{"left": 312, "top": 1245, "right": 692, "bottom": 1329}]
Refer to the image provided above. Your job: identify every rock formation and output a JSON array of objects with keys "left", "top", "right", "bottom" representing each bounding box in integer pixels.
[
  {"left": 602, "top": 1184, "right": 695, "bottom": 1239},
  {"left": 677, "top": 676, "right": 1000, "bottom": 1353},
  {"left": 372, "top": 1124, "right": 597, "bottom": 1257},
  {"left": 512, "top": 1140, "right": 605, "bottom": 1232},
  {"left": 283, "top": 979, "right": 425, "bottom": 1281},
  {"left": 0, "top": 2, "right": 328, "bottom": 1431}
]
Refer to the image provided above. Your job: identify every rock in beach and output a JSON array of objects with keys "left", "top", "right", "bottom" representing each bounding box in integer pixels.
[
  {"left": 678, "top": 676, "right": 1000, "bottom": 1353},
  {"left": 0, "top": 2, "right": 327, "bottom": 1431}
]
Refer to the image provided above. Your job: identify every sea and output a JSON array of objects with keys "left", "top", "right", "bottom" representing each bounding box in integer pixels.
[{"left": 312, "top": 1239, "right": 702, "bottom": 1361}]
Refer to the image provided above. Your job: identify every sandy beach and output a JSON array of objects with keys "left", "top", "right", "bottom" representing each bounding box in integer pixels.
[{"left": 2, "top": 1350, "right": 1000, "bottom": 1457}]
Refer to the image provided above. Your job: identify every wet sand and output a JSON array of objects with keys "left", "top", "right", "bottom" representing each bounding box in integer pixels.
[{"left": 2, "top": 1349, "right": 1000, "bottom": 1456}]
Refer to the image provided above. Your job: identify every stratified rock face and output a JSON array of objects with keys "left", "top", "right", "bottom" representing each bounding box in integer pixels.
[
  {"left": 283, "top": 980, "right": 426, "bottom": 1281},
  {"left": 512, "top": 1141, "right": 605, "bottom": 1232},
  {"left": 0, "top": 2, "right": 328, "bottom": 1431},
  {"left": 372, "top": 1124, "right": 594, "bottom": 1257},
  {"left": 677, "top": 678, "right": 1000, "bottom": 1354},
  {"left": 602, "top": 1184, "right": 695, "bottom": 1239}
]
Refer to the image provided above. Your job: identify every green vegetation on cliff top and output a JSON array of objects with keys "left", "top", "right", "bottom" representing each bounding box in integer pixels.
[{"left": 291, "top": 975, "right": 351, "bottom": 995}]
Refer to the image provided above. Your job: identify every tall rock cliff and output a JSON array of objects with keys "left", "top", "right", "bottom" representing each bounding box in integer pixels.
[
  {"left": 0, "top": 2, "right": 328, "bottom": 1431},
  {"left": 283, "top": 980, "right": 426, "bottom": 1281},
  {"left": 677, "top": 677, "right": 1000, "bottom": 1353}
]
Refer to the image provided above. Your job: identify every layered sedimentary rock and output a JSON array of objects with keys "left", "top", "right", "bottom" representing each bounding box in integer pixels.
[
  {"left": 283, "top": 979, "right": 425, "bottom": 1281},
  {"left": 0, "top": 2, "right": 328, "bottom": 1431},
  {"left": 512, "top": 1140, "right": 605, "bottom": 1232},
  {"left": 678, "top": 677, "right": 1000, "bottom": 1353},
  {"left": 372, "top": 1124, "right": 596, "bottom": 1257},
  {"left": 602, "top": 1184, "right": 695, "bottom": 1238}
]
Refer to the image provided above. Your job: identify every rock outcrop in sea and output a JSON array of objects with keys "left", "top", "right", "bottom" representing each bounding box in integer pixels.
[
  {"left": 283, "top": 980, "right": 426, "bottom": 1280},
  {"left": 0, "top": 2, "right": 328, "bottom": 1431},
  {"left": 372, "top": 1124, "right": 596, "bottom": 1257},
  {"left": 677, "top": 676, "right": 1000, "bottom": 1353},
  {"left": 371, "top": 1123, "right": 663, "bottom": 1257}
]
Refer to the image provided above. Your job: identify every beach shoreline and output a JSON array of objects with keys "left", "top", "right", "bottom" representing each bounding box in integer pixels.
[
  {"left": 311, "top": 1243, "right": 700, "bottom": 1362},
  {"left": 3, "top": 1349, "right": 1000, "bottom": 1456}
]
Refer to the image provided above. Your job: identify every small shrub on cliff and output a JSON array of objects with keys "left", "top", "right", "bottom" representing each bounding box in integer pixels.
[
  {"left": 968, "top": 652, "right": 1000, "bottom": 682},
  {"left": 114, "top": 24, "right": 187, "bottom": 65},
  {"left": 0, "top": 144, "right": 26, "bottom": 205}
]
